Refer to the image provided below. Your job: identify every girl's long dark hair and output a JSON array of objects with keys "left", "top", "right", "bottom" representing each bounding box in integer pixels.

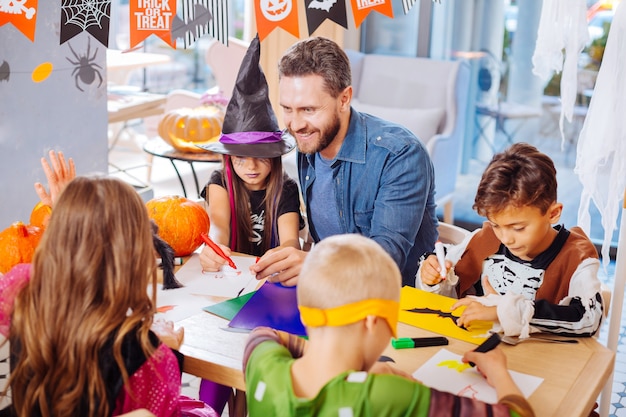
[{"left": 224, "top": 155, "right": 284, "bottom": 254}]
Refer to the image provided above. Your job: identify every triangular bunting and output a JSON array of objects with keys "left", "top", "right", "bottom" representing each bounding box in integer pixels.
[
  {"left": 0, "top": 0, "right": 38, "bottom": 42},
  {"left": 402, "top": 0, "right": 418, "bottom": 15},
  {"left": 59, "top": 0, "right": 110, "bottom": 46},
  {"left": 349, "top": 0, "right": 393, "bottom": 28},
  {"left": 254, "top": 0, "right": 299, "bottom": 42},
  {"left": 304, "top": 0, "right": 347, "bottom": 35},
  {"left": 129, "top": 0, "right": 176, "bottom": 49},
  {"left": 173, "top": 0, "right": 229, "bottom": 48}
]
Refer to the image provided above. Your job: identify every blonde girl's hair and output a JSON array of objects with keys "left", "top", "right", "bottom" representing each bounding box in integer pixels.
[
  {"left": 224, "top": 155, "right": 284, "bottom": 254},
  {"left": 8, "top": 176, "right": 158, "bottom": 417},
  {"left": 297, "top": 234, "right": 401, "bottom": 309}
]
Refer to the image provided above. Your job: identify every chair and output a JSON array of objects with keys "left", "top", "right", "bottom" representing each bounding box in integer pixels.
[
  {"left": 437, "top": 221, "right": 471, "bottom": 245},
  {"left": 345, "top": 50, "right": 471, "bottom": 223},
  {"left": 205, "top": 37, "right": 249, "bottom": 99}
]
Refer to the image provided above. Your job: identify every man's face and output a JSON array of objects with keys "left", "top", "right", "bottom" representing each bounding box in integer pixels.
[{"left": 279, "top": 74, "right": 342, "bottom": 156}]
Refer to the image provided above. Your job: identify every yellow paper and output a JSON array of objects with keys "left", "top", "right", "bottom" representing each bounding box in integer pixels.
[{"left": 399, "top": 286, "right": 492, "bottom": 345}]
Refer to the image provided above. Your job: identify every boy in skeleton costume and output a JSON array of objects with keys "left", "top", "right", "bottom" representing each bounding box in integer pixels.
[{"left": 418, "top": 143, "right": 603, "bottom": 338}]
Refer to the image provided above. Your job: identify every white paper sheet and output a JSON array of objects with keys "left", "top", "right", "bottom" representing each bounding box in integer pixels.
[
  {"left": 154, "top": 254, "right": 259, "bottom": 322},
  {"left": 413, "top": 348, "right": 543, "bottom": 404}
]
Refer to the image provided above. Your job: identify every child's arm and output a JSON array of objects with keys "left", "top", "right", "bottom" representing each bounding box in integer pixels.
[
  {"left": 200, "top": 183, "right": 232, "bottom": 271},
  {"left": 242, "top": 326, "right": 306, "bottom": 371},
  {"left": 462, "top": 348, "right": 535, "bottom": 416},
  {"left": 277, "top": 212, "right": 301, "bottom": 250}
]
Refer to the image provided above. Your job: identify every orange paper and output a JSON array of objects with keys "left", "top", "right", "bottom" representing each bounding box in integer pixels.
[
  {"left": 349, "top": 0, "right": 394, "bottom": 28},
  {"left": 130, "top": 0, "right": 177, "bottom": 49},
  {"left": 0, "top": 0, "right": 38, "bottom": 41},
  {"left": 255, "top": 0, "right": 300, "bottom": 41},
  {"left": 399, "top": 286, "right": 492, "bottom": 345}
]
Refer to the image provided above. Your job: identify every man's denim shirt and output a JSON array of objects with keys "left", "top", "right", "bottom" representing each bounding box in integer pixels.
[{"left": 297, "top": 108, "right": 439, "bottom": 286}]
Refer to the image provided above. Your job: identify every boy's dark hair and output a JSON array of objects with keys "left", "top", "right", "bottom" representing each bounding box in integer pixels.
[
  {"left": 278, "top": 36, "right": 351, "bottom": 98},
  {"left": 473, "top": 142, "right": 557, "bottom": 218}
]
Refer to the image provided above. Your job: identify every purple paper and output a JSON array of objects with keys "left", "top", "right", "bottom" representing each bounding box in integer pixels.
[{"left": 228, "top": 282, "right": 306, "bottom": 336}]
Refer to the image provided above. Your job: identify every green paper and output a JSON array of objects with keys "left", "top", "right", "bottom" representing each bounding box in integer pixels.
[{"left": 203, "top": 291, "right": 256, "bottom": 320}]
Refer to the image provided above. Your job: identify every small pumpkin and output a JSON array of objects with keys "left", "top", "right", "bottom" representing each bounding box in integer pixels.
[
  {"left": 29, "top": 201, "right": 52, "bottom": 229},
  {"left": 146, "top": 196, "right": 210, "bottom": 257},
  {"left": 158, "top": 105, "right": 225, "bottom": 153},
  {"left": 0, "top": 221, "right": 44, "bottom": 274}
]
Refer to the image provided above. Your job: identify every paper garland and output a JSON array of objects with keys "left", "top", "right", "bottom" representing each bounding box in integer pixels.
[
  {"left": 129, "top": 0, "right": 176, "bottom": 49},
  {"left": 0, "top": 0, "right": 38, "bottom": 41},
  {"left": 60, "top": 0, "right": 111, "bottom": 47}
]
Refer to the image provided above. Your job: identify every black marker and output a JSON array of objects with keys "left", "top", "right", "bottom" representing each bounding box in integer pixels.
[
  {"left": 392, "top": 336, "right": 449, "bottom": 349},
  {"left": 469, "top": 333, "right": 501, "bottom": 366}
]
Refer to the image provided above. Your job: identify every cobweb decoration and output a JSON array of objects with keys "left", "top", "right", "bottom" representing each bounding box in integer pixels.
[{"left": 61, "top": 0, "right": 109, "bottom": 30}]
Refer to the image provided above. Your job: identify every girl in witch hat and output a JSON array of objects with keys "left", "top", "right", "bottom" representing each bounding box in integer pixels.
[
  {"left": 198, "top": 34, "right": 302, "bottom": 263},
  {"left": 196, "top": 35, "right": 303, "bottom": 414}
]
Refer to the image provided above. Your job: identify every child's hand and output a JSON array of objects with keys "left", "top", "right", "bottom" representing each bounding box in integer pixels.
[
  {"left": 250, "top": 247, "right": 306, "bottom": 287},
  {"left": 420, "top": 255, "right": 451, "bottom": 286},
  {"left": 452, "top": 298, "right": 498, "bottom": 328},
  {"left": 462, "top": 347, "right": 510, "bottom": 386},
  {"left": 198, "top": 243, "right": 230, "bottom": 272},
  {"left": 152, "top": 318, "right": 184, "bottom": 350},
  {"left": 34, "top": 150, "right": 76, "bottom": 207}
]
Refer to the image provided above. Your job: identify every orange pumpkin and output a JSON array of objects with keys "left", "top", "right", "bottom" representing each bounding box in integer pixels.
[
  {"left": 29, "top": 201, "right": 52, "bottom": 229},
  {"left": 0, "top": 221, "right": 44, "bottom": 274},
  {"left": 146, "top": 196, "right": 210, "bottom": 256},
  {"left": 158, "top": 105, "right": 225, "bottom": 153}
]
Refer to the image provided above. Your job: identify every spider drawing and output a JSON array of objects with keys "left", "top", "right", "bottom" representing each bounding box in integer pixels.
[{"left": 66, "top": 38, "right": 103, "bottom": 92}]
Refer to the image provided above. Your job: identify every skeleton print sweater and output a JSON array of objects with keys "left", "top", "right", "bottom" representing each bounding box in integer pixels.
[{"left": 419, "top": 223, "right": 603, "bottom": 338}]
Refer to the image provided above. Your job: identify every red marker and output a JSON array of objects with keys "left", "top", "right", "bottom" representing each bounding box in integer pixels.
[{"left": 200, "top": 233, "right": 237, "bottom": 269}]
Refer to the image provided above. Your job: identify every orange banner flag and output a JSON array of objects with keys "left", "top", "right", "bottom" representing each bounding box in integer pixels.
[
  {"left": 129, "top": 0, "right": 177, "bottom": 49},
  {"left": 255, "top": 0, "right": 299, "bottom": 42},
  {"left": 349, "top": 0, "right": 394, "bottom": 28},
  {"left": 0, "top": 0, "right": 38, "bottom": 42}
]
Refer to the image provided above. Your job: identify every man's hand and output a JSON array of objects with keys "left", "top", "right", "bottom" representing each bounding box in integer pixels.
[
  {"left": 250, "top": 246, "right": 307, "bottom": 287},
  {"left": 452, "top": 297, "right": 498, "bottom": 328},
  {"left": 34, "top": 150, "right": 76, "bottom": 207}
]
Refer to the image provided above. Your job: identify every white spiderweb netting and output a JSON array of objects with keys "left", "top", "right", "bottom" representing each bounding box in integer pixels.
[{"left": 61, "top": 0, "right": 110, "bottom": 30}]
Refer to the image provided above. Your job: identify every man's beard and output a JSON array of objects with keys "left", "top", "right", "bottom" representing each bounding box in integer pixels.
[{"left": 292, "top": 113, "right": 341, "bottom": 155}]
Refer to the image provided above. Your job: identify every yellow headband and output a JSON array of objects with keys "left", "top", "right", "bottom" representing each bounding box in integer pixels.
[{"left": 299, "top": 299, "right": 399, "bottom": 337}]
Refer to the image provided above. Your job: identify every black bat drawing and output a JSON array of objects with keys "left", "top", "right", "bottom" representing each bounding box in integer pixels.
[
  {"left": 308, "top": 0, "right": 337, "bottom": 12},
  {"left": 171, "top": 4, "right": 212, "bottom": 40},
  {"left": 0, "top": 61, "right": 10, "bottom": 82},
  {"left": 404, "top": 307, "right": 468, "bottom": 330}
]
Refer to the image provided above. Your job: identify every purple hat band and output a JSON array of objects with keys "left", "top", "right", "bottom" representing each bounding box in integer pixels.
[{"left": 220, "top": 131, "right": 282, "bottom": 144}]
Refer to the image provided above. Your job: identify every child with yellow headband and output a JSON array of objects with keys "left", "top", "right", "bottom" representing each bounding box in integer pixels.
[{"left": 242, "top": 234, "right": 534, "bottom": 417}]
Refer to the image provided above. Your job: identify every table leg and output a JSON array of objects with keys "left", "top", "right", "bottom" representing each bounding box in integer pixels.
[
  {"left": 168, "top": 160, "right": 188, "bottom": 198},
  {"left": 232, "top": 389, "right": 247, "bottom": 417},
  {"left": 187, "top": 161, "right": 201, "bottom": 199}
]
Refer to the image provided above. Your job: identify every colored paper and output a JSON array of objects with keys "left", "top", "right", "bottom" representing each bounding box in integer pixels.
[
  {"left": 171, "top": 3, "right": 212, "bottom": 47},
  {"left": 399, "top": 286, "right": 492, "bottom": 345},
  {"left": 255, "top": 0, "right": 300, "bottom": 41},
  {"left": 203, "top": 291, "right": 256, "bottom": 320},
  {"left": 304, "top": 0, "right": 347, "bottom": 36},
  {"left": 228, "top": 282, "right": 306, "bottom": 336},
  {"left": 60, "top": 0, "right": 110, "bottom": 47},
  {"left": 349, "top": 0, "right": 393, "bottom": 28},
  {"left": 413, "top": 348, "right": 543, "bottom": 404},
  {"left": 129, "top": 0, "right": 176, "bottom": 49},
  {"left": 0, "top": 0, "right": 38, "bottom": 41}
]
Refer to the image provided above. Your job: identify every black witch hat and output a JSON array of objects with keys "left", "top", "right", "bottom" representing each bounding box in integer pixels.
[{"left": 197, "top": 34, "right": 295, "bottom": 158}]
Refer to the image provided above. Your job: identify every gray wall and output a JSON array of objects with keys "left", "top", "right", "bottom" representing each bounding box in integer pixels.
[{"left": 0, "top": 1, "right": 108, "bottom": 228}]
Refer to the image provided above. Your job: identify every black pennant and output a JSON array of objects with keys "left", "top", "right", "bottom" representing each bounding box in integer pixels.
[
  {"left": 304, "top": 0, "right": 347, "bottom": 36},
  {"left": 59, "top": 0, "right": 111, "bottom": 47}
]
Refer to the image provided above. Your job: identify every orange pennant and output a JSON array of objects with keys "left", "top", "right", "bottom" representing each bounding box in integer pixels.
[
  {"left": 129, "top": 0, "right": 177, "bottom": 49},
  {"left": 255, "top": 0, "right": 299, "bottom": 42},
  {"left": 0, "top": 0, "right": 38, "bottom": 42},
  {"left": 349, "top": 0, "right": 394, "bottom": 28}
]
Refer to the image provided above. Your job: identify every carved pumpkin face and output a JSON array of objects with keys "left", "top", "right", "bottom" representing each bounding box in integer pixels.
[
  {"left": 0, "top": 221, "right": 43, "bottom": 274},
  {"left": 146, "top": 196, "right": 210, "bottom": 257},
  {"left": 158, "top": 105, "right": 225, "bottom": 153},
  {"left": 29, "top": 201, "right": 52, "bottom": 230},
  {"left": 261, "top": 0, "right": 291, "bottom": 21}
]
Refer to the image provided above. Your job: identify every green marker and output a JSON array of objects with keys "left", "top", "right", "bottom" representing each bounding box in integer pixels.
[{"left": 391, "top": 336, "right": 449, "bottom": 349}]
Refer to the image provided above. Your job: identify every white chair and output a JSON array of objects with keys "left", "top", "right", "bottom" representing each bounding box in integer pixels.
[
  {"left": 205, "top": 37, "right": 249, "bottom": 99},
  {"left": 437, "top": 221, "right": 471, "bottom": 245}
]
